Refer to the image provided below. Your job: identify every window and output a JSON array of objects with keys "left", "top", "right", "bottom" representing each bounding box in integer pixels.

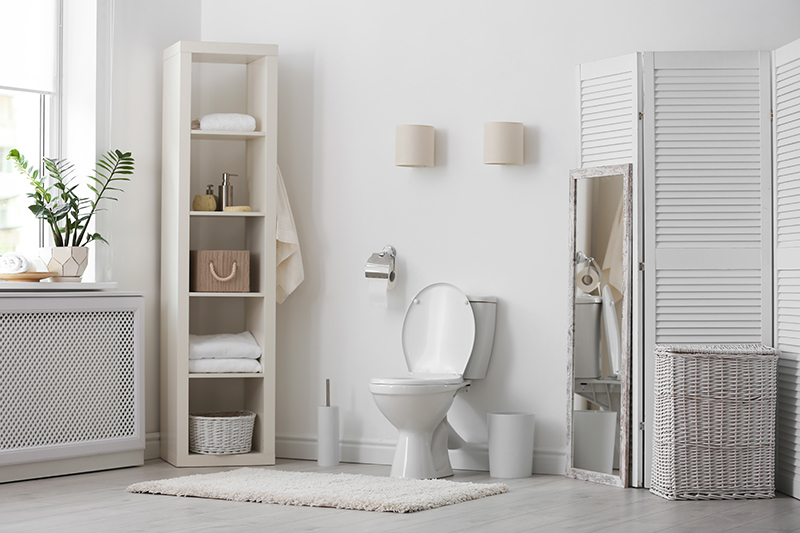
[{"left": 0, "top": 0, "right": 60, "bottom": 256}]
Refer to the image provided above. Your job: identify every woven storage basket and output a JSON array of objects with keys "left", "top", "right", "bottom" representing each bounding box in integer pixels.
[
  {"left": 189, "top": 411, "right": 256, "bottom": 455},
  {"left": 651, "top": 344, "right": 778, "bottom": 500}
]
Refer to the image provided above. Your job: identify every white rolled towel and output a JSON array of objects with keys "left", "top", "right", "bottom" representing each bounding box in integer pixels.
[
  {"left": 189, "top": 358, "right": 262, "bottom": 373},
  {"left": 199, "top": 113, "right": 256, "bottom": 132},
  {"left": 189, "top": 331, "right": 262, "bottom": 360},
  {"left": 0, "top": 252, "right": 30, "bottom": 274}
]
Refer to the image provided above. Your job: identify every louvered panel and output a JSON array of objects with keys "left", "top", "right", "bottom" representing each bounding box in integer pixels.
[
  {"left": 777, "top": 52, "right": 800, "bottom": 248},
  {"left": 578, "top": 57, "right": 637, "bottom": 167},
  {"left": 777, "top": 356, "right": 800, "bottom": 496},
  {"left": 652, "top": 65, "right": 765, "bottom": 249},
  {"left": 654, "top": 269, "right": 763, "bottom": 344},
  {"left": 778, "top": 272, "right": 800, "bottom": 354},
  {"left": 774, "top": 38, "right": 800, "bottom": 499}
]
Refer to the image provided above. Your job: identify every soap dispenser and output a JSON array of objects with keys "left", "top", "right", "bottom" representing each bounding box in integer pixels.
[
  {"left": 218, "top": 172, "right": 237, "bottom": 210},
  {"left": 192, "top": 184, "right": 218, "bottom": 212}
]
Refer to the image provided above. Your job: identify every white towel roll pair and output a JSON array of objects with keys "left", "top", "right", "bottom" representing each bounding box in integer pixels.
[{"left": 0, "top": 252, "right": 30, "bottom": 274}]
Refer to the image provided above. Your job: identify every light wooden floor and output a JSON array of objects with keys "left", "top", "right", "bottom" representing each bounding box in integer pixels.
[{"left": 1, "top": 459, "right": 799, "bottom": 532}]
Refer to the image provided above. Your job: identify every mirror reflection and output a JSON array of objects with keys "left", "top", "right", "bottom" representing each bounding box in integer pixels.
[
  {"left": 574, "top": 173, "right": 623, "bottom": 475},
  {"left": 568, "top": 164, "right": 631, "bottom": 487}
]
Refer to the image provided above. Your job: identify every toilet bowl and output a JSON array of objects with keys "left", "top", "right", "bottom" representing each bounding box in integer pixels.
[{"left": 369, "top": 283, "right": 497, "bottom": 479}]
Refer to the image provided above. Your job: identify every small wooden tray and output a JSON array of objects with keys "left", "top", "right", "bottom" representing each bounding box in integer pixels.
[{"left": 0, "top": 272, "right": 56, "bottom": 282}]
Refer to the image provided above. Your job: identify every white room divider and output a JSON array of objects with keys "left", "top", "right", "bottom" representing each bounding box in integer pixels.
[{"left": 578, "top": 46, "right": 793, "bottom": 490}]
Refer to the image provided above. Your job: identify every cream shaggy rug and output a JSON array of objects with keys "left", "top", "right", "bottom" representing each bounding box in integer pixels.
[{"left": 127, "top": 468, "right": 509, "bottom": 513}]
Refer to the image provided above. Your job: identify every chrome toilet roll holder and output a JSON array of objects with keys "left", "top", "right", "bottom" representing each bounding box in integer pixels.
[
  {"left": 575, "top": 250, "right": 601, "bottom": 288},
  {"left": 366, "top": 245, "right": 397, "bottom": 289}
]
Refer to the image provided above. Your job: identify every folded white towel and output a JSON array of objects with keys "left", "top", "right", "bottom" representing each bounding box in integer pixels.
[
  {"left": 0, "top": 252, "right": 30, "bottom": 274},
  {"left": 199, "top": 113, "right": 256, "bottom": 132},
  {"left": 276, "top": 165, "right": 304, "bottom": 304},
  {"left": 189, "top": 331, "right": 262, "bottom": 360},
  {"left": 189, "top": 358, "right": 262, "bottom": 373}
]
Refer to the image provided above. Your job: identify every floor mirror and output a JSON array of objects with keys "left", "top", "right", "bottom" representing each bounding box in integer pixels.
[{"left": 566, "top": 164, "right": 632, "bottom": 487}]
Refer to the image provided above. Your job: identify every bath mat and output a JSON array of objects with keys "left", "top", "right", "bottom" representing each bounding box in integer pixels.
[{"left": 127, "top": 467, "right": 509, "bottom": 513}]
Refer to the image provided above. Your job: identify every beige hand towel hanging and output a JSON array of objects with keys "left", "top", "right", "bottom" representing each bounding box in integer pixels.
[
  {"left": 602, "top": 195, "right": 624, "bottom": 303},
  {"left": 276, "top": 165, "right": 304, "bottom": 303}
]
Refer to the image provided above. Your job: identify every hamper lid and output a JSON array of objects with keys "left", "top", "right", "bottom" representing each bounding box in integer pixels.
[{"left": 654, "top": 344, "right": 777, "bottom": 356}]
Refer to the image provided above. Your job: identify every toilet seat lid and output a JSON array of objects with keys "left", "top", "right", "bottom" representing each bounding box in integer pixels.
[{"left": 402, "top": 283, "right": 476, "bottom": 375}]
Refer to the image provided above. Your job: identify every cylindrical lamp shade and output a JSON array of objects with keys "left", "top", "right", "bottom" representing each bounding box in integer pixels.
[
  {"left": 484, "top": 122, "right": 524, "bottom": 165},
  {"left": 396, "top": 125, "right": 435, "bottom": 167}
]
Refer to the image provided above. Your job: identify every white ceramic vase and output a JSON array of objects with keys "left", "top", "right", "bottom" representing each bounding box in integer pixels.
[{"left": 40, "top": 246, "right": 89, "bottom": 282}]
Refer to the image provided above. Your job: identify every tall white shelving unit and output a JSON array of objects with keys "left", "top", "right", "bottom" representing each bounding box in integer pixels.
[{"left": 160, "top": 41, "right": 277, "bottom": 467}]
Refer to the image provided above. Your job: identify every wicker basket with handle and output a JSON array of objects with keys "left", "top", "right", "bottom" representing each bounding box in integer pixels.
[
  {"left": 189, "top": 411, "right": 256, "bottom": 455},
  {"left": 650, "top": 343, "right": 778, "bottom": 500}
]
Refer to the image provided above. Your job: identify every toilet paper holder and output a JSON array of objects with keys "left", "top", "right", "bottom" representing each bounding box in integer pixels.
[
  {"left": 575, "top": 251, "right": 601, "bottom": 288},
  {"left": 366, "top": 245, "right": 397, "bottom": 289}
]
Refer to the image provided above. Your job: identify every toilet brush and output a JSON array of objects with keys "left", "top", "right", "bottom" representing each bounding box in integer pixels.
[{"left": 317, "top": 379, "right": 340, "bottom": 467}]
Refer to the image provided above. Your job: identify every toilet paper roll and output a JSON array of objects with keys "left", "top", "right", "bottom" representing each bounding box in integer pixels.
[
  {"left": 576, "top": 265, "right": 601, "bottom": 293},
  {"left": 317, "top": 405, "right": 340, "bottom": 467},
  {"left": 368, "top": 278, "right": 388, "bottom": 308}
]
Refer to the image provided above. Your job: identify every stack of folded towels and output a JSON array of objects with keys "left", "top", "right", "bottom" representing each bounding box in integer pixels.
[{"left": 188, "top": 331, "right": 262, "bottom": 373}]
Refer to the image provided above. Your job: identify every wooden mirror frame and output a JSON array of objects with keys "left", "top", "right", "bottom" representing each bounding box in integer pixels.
[{"left": 566, "top": 163, "right": 632, "bottom": 488}]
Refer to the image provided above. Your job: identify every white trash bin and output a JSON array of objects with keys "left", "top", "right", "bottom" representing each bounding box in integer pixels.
[{"left": 488, "top": 412, "right": 535, "bottom": 478}]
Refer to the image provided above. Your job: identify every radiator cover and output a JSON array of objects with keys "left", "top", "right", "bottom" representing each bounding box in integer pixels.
[{"left": 0, "top": 292, "right": 144, "bottom": 481}]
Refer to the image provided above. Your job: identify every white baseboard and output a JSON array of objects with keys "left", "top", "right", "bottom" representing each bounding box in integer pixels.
[
  {"left": 275, "top": 435, "right": 566, "bottom": 476},
  {"left": 145, "top": 432, "right": 566, "bottom": 475},
  {"left": 145, "top": 432, "right": 161, "bottom": 460}
]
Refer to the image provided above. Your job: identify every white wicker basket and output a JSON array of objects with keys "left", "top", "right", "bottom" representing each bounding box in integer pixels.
[
  {"left": 651, "top": 344, "right": 778, "bottom": 500},
  {"left": 189, "top": 411, "right": 256, "bottom": 455}
]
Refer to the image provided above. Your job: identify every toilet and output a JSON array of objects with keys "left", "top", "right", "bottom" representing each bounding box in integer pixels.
[{"left": 369, "top": 282, "right": 497, "bottom": 479}]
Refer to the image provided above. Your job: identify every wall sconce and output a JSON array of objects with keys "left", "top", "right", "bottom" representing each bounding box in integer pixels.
[
  {"left": 396, "top": 124, "right": 435, "bottom": 167},
  {"left": 484, "top": 122, "right": 524, "bottom": 165}
]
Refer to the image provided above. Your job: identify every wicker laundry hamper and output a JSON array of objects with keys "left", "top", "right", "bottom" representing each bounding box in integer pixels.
[
  {"left": 189, "top": 411, "right": 256, "bottom": 455},
  {"left": 650, "top": 344, "right": 778, "bottom": 500}
]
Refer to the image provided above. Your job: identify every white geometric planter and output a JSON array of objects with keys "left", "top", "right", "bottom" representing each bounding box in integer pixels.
[{"left": 39, "top": 246, "right": 89, "bottom": 282}]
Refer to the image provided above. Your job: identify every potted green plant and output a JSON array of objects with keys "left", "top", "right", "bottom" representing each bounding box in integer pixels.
[{"left": 5, "top": 149, "right": 134, "bottom": 281}]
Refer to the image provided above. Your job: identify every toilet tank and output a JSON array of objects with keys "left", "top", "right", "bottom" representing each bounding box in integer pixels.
[{"left": 463, "top": 296, "right": 497, "bottom": 379}]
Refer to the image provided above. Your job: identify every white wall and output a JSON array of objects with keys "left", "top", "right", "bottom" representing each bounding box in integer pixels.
[
  {"left": 108, "top": 0, "right": 200, "bottom": 443},
  {"left": 107, "top": 0, "right": 800, "bottom": 470}
]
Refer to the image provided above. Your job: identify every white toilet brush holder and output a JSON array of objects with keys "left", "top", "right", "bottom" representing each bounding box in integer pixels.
[{"left": 317, "top": 379, "right": 340, "bottom": 467}]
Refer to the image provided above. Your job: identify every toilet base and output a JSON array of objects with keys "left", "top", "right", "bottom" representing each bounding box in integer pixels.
[{"left": 390, "top": 417, "right": 455, "bottom": 479}]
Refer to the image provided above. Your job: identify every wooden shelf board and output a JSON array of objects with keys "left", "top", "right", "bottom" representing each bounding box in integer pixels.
[
  {"left": 189, "top": 211, "right": 265, "bottom": 217},
  {"left": 191, "top": 130, "right": 265, "bottom": 141},
  {"left": 182, "top": 451, "right": 275, "bottom": 467},
  {"left": 189, "top": 373, "right": 264, "bottom": 379},
  {"left": 189, "top": 292, "right": 265, "bottom": 298},
  {"left": 163, "top": 41, "right": 278, "bottom": 63}
]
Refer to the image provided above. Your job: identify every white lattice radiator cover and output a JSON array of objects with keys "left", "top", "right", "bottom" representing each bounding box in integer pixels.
[{"left": 0, "top": 292, "right": 144, "bottom": 480}]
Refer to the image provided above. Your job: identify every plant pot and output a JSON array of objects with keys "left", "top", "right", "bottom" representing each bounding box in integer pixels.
[{"left": 40, "top": 246, "right": 89, "bottom": 282}]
